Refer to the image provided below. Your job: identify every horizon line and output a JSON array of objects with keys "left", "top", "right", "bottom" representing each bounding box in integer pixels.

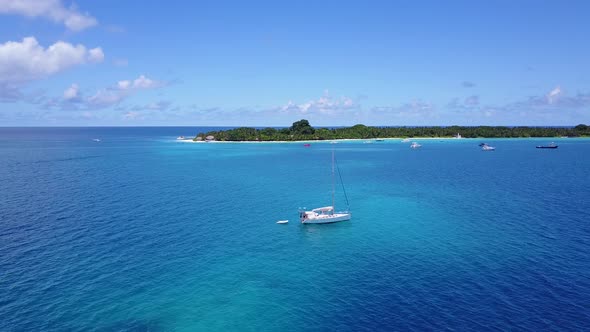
[{"left": 0, "top": 124, "right": 586, "bottom": 128}]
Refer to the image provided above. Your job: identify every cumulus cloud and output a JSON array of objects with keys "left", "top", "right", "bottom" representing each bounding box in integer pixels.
[
  {"left": 63, "top": 83, "right": 79, "bottom": 100},
  {"left": 280, "top": 91, "right": 359, "bottom": 115},
  {"left": 89, "top": 75, "right": 164, "bottom": 108},
  {"left": 88, "top": 47, "right": 104, "bottom": 63},
  {"left": 510, "top": 86, "right": 590, "bottom": 110},
  {"left": 0, "top": 0, "right": 98, "bottom": 31},
  {"left": 0, "top": 37, "right": 103, "bottom": 85},
  {"left": 179, "top": 97, "right": 440, "bottom": 126},
  {"left": 44, "top": 75, "right": 166, "bottom": 110},
  {"left": 445, "top": 86, "right": 590, "bottom": 124},
  {"left": 117, "top": 75, "right": 162, "bottom": 91},
  {"left": 117, "top": 80, "right": 131, "bottom": 90},
  {"left": 180, "top": 92, "right": 441, "bottom": 126}
]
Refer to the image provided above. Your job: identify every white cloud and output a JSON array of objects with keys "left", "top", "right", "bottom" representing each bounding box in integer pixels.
[
  {"left": 116, "top": 75, "right": 160, "bottom": 91},
  {"left": 280, "top": 92, "right": 358, "bottom": 115},
  {"left": 63, "top": 83, "right": 79, "bottom": 100},
  {"left": 51, "top": 75, "right": 165, "bottom": 109},
  {"left": 0, "top": 0, "right": 97, "bottom": 31},
  {"left": 117, "top": 80, "right": 131, "bottom": 90},
  {"left": 133, "top": 75, "right": 160, "bottom": 89},
  {"left": 0, "top": 37, "right": 104, "bottom": 85},
  {"left": 174, "top": 96, "right": 440, "bottom": 126},
  {"left": 123, "top": 111, "right": 141, "bottom": 120},
  {"left": 546, "top": 86, "right": 562, "bottom": 104},
  {"left": 88, "top": 47, "right": 104, "bottom": 63},
  {"left": 444, "top": 86, "right": 590, "bottom": 125}
]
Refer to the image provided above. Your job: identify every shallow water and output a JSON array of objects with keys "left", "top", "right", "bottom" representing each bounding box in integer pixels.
[{"left": 1, "top": 128, "right": 589, "bottom": 331}]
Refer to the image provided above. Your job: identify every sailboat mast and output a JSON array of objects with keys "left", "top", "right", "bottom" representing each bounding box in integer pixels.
[{"left": 332, "top": 149, "right": 335, "bottom": 211}]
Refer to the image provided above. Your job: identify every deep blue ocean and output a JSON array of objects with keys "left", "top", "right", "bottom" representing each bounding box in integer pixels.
[{"left": 1, "top": 127, "right": 589, "bottom": 331}]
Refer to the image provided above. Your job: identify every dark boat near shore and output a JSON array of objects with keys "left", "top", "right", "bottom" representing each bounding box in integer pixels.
[{"left": 536, "top": 142, "right": 558, "bottom": 149}]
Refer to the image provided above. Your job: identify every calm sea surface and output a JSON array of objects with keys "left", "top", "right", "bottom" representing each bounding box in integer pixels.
[{"left": 1, "top": 127, "right": 589, "bottom": 331}]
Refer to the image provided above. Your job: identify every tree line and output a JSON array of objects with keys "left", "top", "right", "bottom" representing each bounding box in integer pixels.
[{"left": 194, "top": 120, "right": 590, "bottom": 141}]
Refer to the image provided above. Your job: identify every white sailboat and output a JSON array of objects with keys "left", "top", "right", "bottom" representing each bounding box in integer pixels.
[
  {"left": 410, "top": 142, "right": 422, "bottom": 149},
  {"left": 299, "top": 150, "right": 351, "bottom": 224}
]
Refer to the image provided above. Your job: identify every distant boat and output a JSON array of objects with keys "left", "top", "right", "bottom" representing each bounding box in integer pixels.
[
  {"left": 303, "top": 143, "right": 311, "bottom": 147},
  {"left": 536, "top": 142, "right": 558, "bottom": 149},
  {"left": 92, "top": 138, "right": 101, "bottom": 142},
  {"left": 402, "top": 138, "right": 411, "bottom": 143},
  {"left": 276, "top": 220, "right": 289, "bottom": 224},
  {"left": 481, "top": 143, "right": 495, "bottom": 151},
  {"left": 410, "top": 142, "right": 422, "bottom": 149},
  {"left": 375, "top": 139, "right": 384, "bottom": 142},
  {"left": 454, "top": 133, "right": 463, "bottom": 139},
  {"left": 176, "top": 136, "right": 185, "bottom": 140},
  {"left": 299, "top": 150, "right": 351, "bottom": 224},
  {"left": 363, "top": 140, "right": 373, "bottom": 144}
]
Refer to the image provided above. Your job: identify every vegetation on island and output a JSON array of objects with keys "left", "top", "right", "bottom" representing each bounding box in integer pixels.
[{"left": 194, "top": 120, "right": 590, "bottom": 141}]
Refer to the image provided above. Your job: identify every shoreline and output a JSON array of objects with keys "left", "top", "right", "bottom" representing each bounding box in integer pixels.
[{"left": 176, "top": 136, "right": 583, "bottom": 144}]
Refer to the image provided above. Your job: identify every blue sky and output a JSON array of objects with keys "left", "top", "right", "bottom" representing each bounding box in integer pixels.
[{"left": 1, "top": 0, "right": 589, "bottom": 126}]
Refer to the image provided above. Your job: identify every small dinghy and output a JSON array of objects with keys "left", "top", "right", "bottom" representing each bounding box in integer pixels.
[{"left": 276, "top": 220, "right": 289, "bottom": 224}]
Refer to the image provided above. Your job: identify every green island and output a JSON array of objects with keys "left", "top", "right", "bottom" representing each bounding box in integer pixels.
[{"left": 194, "top": 120, "right": 590, "bottom": 141}]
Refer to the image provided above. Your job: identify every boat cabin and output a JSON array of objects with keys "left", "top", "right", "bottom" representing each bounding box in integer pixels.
[{"left": 299, "top": 206, "right": 334, "bottom": 221}]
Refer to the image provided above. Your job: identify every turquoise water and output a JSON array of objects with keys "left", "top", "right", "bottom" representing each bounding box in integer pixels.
[{"left": 1, "top": 128, "right": 589, "bottom": 331}]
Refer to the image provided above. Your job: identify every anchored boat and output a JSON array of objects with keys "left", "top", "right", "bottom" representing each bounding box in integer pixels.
[
  {"left": 299, "top": 150, "right": 351, "bottom": 224},
  {"left": 536, "top": 142, "right": 558, "bottom": 149}
]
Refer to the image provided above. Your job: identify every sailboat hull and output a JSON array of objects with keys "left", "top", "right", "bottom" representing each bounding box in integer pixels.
[{"left": 301, "top": 213, "right": 351, "bottom": 224}]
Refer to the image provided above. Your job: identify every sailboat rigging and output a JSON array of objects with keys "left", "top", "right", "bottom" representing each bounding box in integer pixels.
[{"left": 299, "top": 150, "right": 351, "bottom": 224}]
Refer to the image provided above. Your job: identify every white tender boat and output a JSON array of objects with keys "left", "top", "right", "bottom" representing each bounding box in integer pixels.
[
  {"left": 299, "top": 150, "right": 351, "bottom": 224},
  {"left": 176, "top": 136, "right": 185, "bottom": 140},
  {"left": 276, "top": 220, "right": 289, "bottom": 224},
  {"left": 481, "top": 144, "right": 495, "bottom": 151},
  {"left": 402, "top": 138, "right": 411, "bottom": 143},
  {"left": 410, "top": 142, "right": 422, "bottom": 149}
]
